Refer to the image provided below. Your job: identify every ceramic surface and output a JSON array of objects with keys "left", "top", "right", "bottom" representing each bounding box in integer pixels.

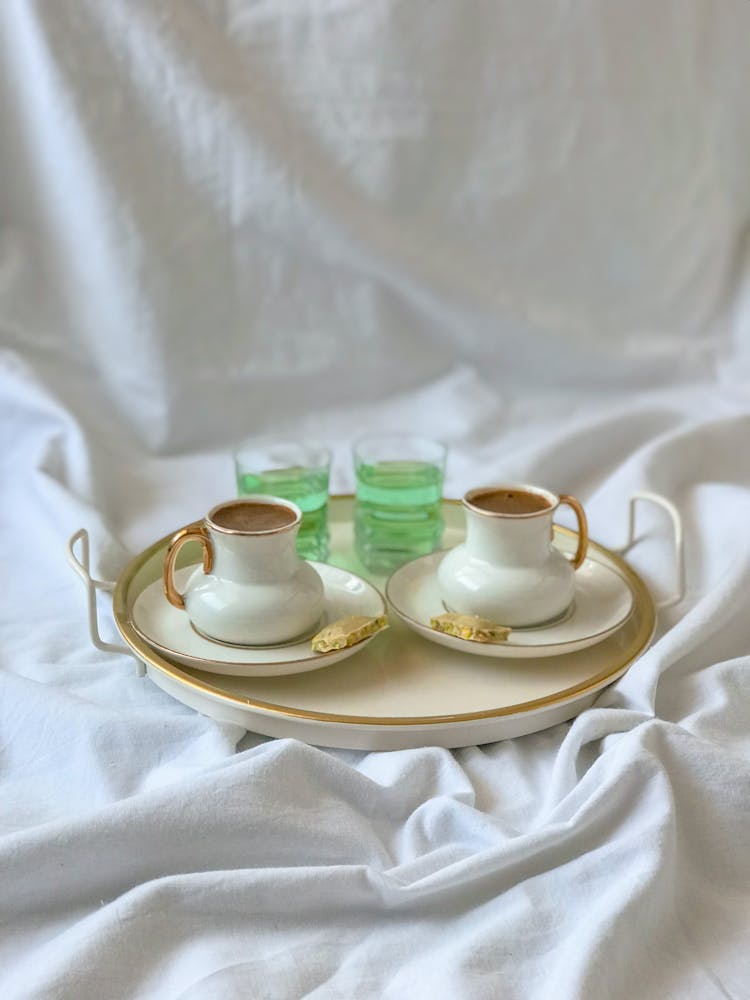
[
  {"left": 132, "top": 561, "right": 386, "bottom": 677},
  {"left": 165, "top": 495, "right": 325, "bottom": 646},
  {"left": 388, "top": 548, "right": 634, "bottom": 658},
  {"left": 438, "top": 484, "right": 587, "bottom": 627}
]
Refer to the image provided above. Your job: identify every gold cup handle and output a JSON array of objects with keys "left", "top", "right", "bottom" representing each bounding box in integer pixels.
[
  {"left": 163, "top": 523, "right": 214, "bottom": 610},
  {"left": 558, "top": 495, "right": 589, "bottom": 570}
]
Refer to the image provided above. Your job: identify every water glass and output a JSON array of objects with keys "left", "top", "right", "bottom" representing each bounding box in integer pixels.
[
  {"left": 353, "top": 434, "right": 447, "bottom": 574},
  {"left": 234, "top": 439, "right": 331, "bottom": 562}
]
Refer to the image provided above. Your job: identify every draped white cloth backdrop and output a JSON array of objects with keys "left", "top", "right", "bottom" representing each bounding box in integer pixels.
[{"left": 1, "top": 1, "right": 749, "bottom": 997}]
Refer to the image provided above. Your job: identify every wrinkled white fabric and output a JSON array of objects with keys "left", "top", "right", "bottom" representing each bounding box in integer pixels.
[{"left": 2, "top": 1, "right": 750, "bottom": 997}]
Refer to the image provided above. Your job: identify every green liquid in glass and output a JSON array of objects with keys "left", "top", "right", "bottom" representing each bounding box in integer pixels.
[
  {"left": 354, "top": 460, "right": 444, "bottom": 573},
  {"left": 237, "top": 467, "right": 329, "bottom": 562}
]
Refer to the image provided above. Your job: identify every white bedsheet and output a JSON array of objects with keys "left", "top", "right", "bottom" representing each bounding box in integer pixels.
[{"left": 2, "top": 2, "right": 750, "bottom": 997}]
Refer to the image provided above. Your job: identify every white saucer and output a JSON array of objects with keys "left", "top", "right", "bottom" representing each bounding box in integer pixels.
[
  {"left": 386, "top": 550, "right": 634, "bottom": 658},
  {"left": 130, "top": 562, "right": 387, "bottom": 677}
]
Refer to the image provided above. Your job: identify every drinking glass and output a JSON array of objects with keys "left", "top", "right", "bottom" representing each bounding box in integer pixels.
[
  {"left": 234, "top": 439, "right": 331, "bottom": 561},
  {"left": 353, "top": 434, "right": 447, "bottom": 574}
]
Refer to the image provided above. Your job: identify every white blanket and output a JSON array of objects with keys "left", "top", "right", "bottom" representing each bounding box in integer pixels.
[{"left": 2, "top": 2, "right": 750, "bottom": 997}]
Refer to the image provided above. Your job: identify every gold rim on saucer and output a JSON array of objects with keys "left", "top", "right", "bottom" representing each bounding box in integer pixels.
[
  {"left": 127, "top": 559, "right": 387, "bottom": 670},
  {"left": 389, "top": 550, "right": 634, "bottom": 652}
]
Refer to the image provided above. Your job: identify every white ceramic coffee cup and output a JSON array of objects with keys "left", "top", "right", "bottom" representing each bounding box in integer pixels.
[
  {"left": 437, "top": 484, "right": 589, "bottom": 628},
  {"left": 162, "top": 496, "right": 325, "bottom": 646}
]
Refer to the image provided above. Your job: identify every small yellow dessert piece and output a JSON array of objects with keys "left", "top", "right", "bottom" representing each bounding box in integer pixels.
[
  {"left": 430, "top": 613, "right": 511, "bottom": 644},
  {"left": 311, "top": 615, "right": 388, "bottom": 653}
]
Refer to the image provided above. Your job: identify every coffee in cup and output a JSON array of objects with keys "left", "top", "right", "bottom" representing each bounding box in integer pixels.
[
  {"left": 210, "top": 501, "right": 297, "bottom": 533},
  {"left": 467, "top": 487, "right": 554, "bottom": 516}
]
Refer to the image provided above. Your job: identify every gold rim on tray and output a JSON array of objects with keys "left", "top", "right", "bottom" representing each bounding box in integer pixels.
[{"left": 112, "top": 497, "right": 656, "bottom": 727}]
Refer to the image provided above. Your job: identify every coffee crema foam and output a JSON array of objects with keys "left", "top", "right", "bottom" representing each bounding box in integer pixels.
[
  {"left": 470, "top": 489, "right": 553, "bottom": 516},
  {"left": 211, "top": 501, "right": 296, "bottom": 532}
]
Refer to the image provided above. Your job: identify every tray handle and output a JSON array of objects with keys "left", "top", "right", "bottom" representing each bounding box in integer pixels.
[
  {"left": 613, "top": 491, "right": 685, "bottom": 610},
  {"left": 67, "top": 529, "right": 144, "bottom": 675}
]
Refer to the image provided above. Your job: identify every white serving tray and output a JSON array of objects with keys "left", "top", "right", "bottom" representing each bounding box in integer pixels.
[{"left": 68, "top": 494, "right": 684, "bottom": 750}]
